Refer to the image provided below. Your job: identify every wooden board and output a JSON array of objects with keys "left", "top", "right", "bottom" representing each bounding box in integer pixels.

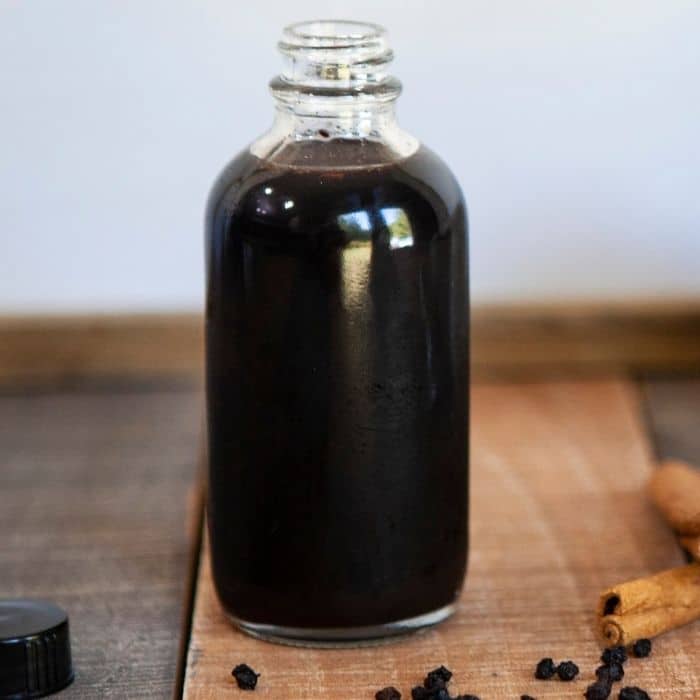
[
  {"left": 644, "top": 379, "right": 700, "bottom": 466},
  {"left": 472, "top": 301, "right": 700, "bottom": 378},
  {"left": 3, "top": 302, "right": 700, "bottom": 386},
  {"left": 183, "top": 380, "right": 700, "bottom": 699},
  {"left": 0, "top": 385, "right": 202, "bottom": 699},
  {"left": 0, "top": 314, "right": 204, "bottom": 386}
]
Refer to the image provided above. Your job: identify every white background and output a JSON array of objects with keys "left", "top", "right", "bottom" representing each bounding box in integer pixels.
[{"left": 1, "top": 0, "right": 699, "bottom": 313}]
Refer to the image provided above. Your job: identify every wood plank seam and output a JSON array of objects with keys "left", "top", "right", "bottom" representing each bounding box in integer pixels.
[
  {"left": 174, "top": 466, "right": 206, "bottom": 700},
  {"left": 2, "top": 302, "right": 700, "bottom": 385}
]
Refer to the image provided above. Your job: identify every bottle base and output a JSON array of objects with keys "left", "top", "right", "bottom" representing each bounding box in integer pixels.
[{"left": 225, "top": 602, "right": 456, "bottom": 648}]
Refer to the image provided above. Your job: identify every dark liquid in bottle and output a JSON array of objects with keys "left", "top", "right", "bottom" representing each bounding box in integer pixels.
[{"left": 206, "top": 143, "right": 469, "bottom": 628}]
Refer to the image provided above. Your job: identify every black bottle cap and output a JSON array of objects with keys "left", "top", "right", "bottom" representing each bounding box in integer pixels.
[{"left": 0, "top": 600, "right": 74, "bottom": 699}]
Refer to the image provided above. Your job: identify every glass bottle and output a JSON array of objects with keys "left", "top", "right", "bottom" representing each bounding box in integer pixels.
[{"left": 205, "top": 20, "right": 469, "bottom": 645}]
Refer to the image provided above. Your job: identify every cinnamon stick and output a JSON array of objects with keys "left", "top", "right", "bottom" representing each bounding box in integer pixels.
[
  {"left": 649, "top": 460, "right": 700, "bottom": 535},
  {"left": 598, "top": 563, "right": 700, "bottom": 645}
]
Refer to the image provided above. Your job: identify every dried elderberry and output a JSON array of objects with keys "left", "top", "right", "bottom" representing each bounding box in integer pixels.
[
  {"left": 632, "top": 639, "right": 652, "bottom": 658},
  {"left": 619, "top": 688, "right": 651, "bottom": 700},
  {"left": 597, "top": 662, "right": 624, "bottom": 682},
  {"left": 556, "top": 660, "right": 579, "bottom": 681},
  {"left": 601, "top": 646, "right": 627, "bottom": 665},
  {"left": 424, "top": 666, "right": 453, "bottom": 689},
  {"left": 584, "top": 681, "right": 612, "bottom": 700},
  {"left": 231, "top": 663, "right": 260, "bottom": 690},
  {"left": 534, "top": 658, "right": 557, "bottom": 680}
]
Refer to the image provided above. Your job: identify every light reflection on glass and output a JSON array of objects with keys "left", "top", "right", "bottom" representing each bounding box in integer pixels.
[
  {"left": 337, "top": 210, "right": 372, "bottom": 236},
  {"left": 337, "top": 211, "right": 372, "bottom": 310},
  {"left": 381, "top": 207, "right": 414, "bottom": 249},
  {"left": 337, "top": 208, "right": 413, "bottom": 249},
  {"left": 340, "top": 244, "right": 371, "bottom": 310}
]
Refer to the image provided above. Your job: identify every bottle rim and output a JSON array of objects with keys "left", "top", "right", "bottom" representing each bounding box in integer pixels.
[{"left": 279, "top": 20, "right": 387, "bottom": 53}]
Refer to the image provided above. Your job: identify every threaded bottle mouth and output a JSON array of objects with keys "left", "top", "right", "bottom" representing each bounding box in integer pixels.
[{"left": 273, "top": 19, "right": 400, "bottom": 102}]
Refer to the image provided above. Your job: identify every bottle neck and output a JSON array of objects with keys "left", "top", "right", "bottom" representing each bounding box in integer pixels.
[
  {"left": 272, "top": 101, "right": 400, "bottom": 140},
  {"left": 250, "top": 20, "right": 418, "bottom": 167}
]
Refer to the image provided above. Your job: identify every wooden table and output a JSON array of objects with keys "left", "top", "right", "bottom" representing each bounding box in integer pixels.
[{"left": 2, "top": 377, "right": 700, "bottom": 698}]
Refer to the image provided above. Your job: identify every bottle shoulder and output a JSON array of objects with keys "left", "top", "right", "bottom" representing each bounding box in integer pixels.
[
  {"left": 399, "top": 145, "right": 466, "bottom": 216},
  {"left": 206, "top": 143, "right": 465, "bottom": 229},
  {"left": 205, "top": 148, "right": 260, "bottom": 221}
]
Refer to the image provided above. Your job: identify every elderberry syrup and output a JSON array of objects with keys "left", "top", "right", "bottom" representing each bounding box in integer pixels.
[{"left": 205, "top": 20, "right": 469, "bottom": 645}]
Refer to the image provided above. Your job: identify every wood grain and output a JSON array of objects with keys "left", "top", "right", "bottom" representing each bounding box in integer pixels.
[
  {"left": 0, "top": 385, "right": 202, "bottom": 699},
  {"left": 3, "top": 302, "right": 700, "bottom": 386},
  {"left": 184, "top": 380, "right": 700, "bottom": 699}
]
